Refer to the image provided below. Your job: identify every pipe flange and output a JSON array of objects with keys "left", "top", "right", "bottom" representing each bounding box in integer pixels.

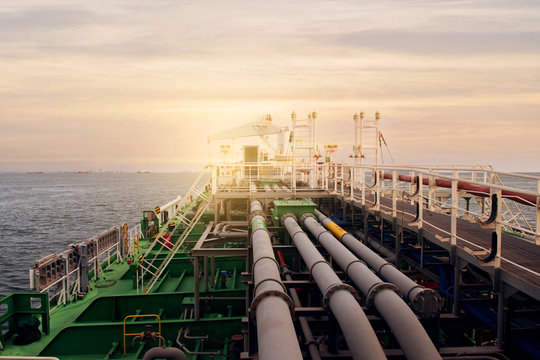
[
  {"left": 365, "top": 282, "right": 401, "bottom": 308},
  {"left": 253, "top": 277, "right": 287, "bottom": 296},
  {"left": 252, "top": 256, "right": 281, "bottom": 275},
  {"left": 249, "top": 211, "right": 266, "bottom": 223},
  {"left": 410, "top": 288, "right": 442, "bottom": 319},
  {"left": 299, "top": 212, "right": 316, "bottom": 226},
  {"left": 280, "top": 213, "right": 297, "bottom": 226},
  {"left": 281, "top": 267, "right": 292, "bottom": 277},
  {"left": 249, "top": 290, "right": 295, "bottom": 320},
  {"left": 322, "top": 283, "right": 358, "bottom": 309}
]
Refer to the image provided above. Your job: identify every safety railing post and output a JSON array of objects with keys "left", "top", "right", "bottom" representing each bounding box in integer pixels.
[
  {"left": 361, "top": 167, "right": 365, "bottom": 205},
  {"left": 334, "top": 163, "right": 338, "bottom": 193},
  {"left": 375, "top": 170, "right": 381, "bottom": 211},
  {"left": 428, "top": 171, "right": 435, "bottom": 211},
  {"left": 537, "top": 180, "right": 540, "bottom": 245},
  {"left": 325, "top": 164, "right": 329, "bottom": 191},
  {"left": 417, "top": 173, "right": 423, "bottom": 228},
  {"left": 340, "top": 164, "right": 345, "bottom": 196},
  {"left": 494, "top": 189, "right": 502, "bottom": 268},
  {"left": 392, "top": 169, "right": 397, "bottom": 217},
  {"left": 451, "top": 172, "right": 458, "bottom": 247},
  {"left": 409, "top": 170, "right": 415, "bottom": 204},
  {"left": 349, "top": 166, "right": 354, "bottom": 200}
]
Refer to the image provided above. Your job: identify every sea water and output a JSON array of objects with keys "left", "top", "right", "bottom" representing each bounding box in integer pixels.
[{"left": 0, "top": 172, "right": 198, "bottom": 298}]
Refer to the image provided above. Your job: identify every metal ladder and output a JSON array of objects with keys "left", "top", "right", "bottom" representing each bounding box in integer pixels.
[
  {"left": 136, "top": 170, "right": 210, "bottom": 293},
  {"left": 138, "top": 197, "right": 209, "bottom": 294}
]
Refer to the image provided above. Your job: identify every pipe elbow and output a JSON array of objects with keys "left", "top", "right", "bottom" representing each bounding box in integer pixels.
[{"left": 142, "top": 347, "right": 187, "bottom": 360}]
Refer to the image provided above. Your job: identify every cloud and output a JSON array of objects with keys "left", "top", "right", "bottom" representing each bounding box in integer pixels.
[{"left": 329, "top": 30, "right": 540, "bottom": 55}]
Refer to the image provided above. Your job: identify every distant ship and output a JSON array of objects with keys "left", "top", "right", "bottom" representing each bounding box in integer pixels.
[
  {"left": 137, "top": 170, "right": 151, "bottom": 173},
  {"left": 26, "top": 171, "right": 43, "bottom": 174},
  {"left": 75, "top": 170, "right": 89, "bottom": 174}
]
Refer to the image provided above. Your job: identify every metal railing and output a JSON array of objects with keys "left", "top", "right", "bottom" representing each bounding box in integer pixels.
[
  {"left": 324, "top": 162, "right": 540, "bottom": 272},
  {"left": 29, "top": 226, "right": 124, "bottom": 311},
  {"left": 209, "top": 161, "right": 539, "bottom": 269}
]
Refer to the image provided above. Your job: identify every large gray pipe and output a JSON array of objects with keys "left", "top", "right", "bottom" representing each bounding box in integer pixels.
[
  {"left": 281, "top": 214, "right": 386, "bottom": 360},
  {"left": 280, "top": 256, "right": 322, "bottom": 360},
  {"left": 250, "top": 201, "right": 302, "bottom": 360},
  {"left": 353, "top": 229, "right": 396, "bottom": 262},
  {"left": 316, "top": 210, "right": 441, "bottom": 319},
  {"left": 302, "top": 214, "right": 441, "bottom": 360}
]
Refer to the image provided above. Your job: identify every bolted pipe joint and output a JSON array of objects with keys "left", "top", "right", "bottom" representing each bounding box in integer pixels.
[
  {"left": 365, "top": 282, "right": 400, "bottom": 308},
  {"left": 280, "top": 213, "right": 297, "bottom": 226},
  {"left": 410, "top": 288, "right": 442, "bottom": 319},
  {"left": 322, "top": 283, "right": 358, "bottom": 309},
  {"left": 249, "top": 289, "right": 295, "bottom": 320},
  {"left": 299, "top": 212, "right": 317, "bottom": 226}
]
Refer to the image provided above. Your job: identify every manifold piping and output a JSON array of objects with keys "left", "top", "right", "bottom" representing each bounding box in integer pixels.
[
  {"left": 316, "top": 210, "right": 442, "bottom": 319},
  {"left": 303, "top": 213, "right": 441, "bottom": 360},
  {"left": 281, "top": 213, "right": 386, "bottom": 360}
]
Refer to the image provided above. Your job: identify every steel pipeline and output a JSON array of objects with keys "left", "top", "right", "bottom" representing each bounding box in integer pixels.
[
  {"left": 316, "top": 210, "right": 442, "bottom": 319},
  {"left": 276, "top": 250, "right": 322, "bottom": 360},
  {"left": 302, "top": 213, "right": 441, "bottom": 360},
  {"left": 281, "top": 214, "right": 386, "bottom": 360},
  {"left": 380, "top": 172, "right": 537, "bottom": 207},
  {"left": 250, "top": 200, "right": 302, "bottom": 360}
]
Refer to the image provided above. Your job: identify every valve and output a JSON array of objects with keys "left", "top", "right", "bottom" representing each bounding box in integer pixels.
[{"left": 131, "top": 324, "right": 165, "bottom": 347}]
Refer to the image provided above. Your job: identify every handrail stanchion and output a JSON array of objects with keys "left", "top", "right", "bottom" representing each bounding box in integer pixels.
[{"left": 392, "top": 169, "right": 397, "bottom": 217}]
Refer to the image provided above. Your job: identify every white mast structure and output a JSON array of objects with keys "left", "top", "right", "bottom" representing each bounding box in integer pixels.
[{"left": 291, "top": 111, "right": 317, "bottom": 189}]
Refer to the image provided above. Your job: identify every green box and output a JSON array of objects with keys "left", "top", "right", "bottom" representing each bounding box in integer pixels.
[{"left": 272, "top": 199, "right": 316, "bottom": 226}]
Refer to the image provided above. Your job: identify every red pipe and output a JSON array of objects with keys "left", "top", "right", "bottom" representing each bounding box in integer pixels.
[
  {"left": 381, "top": 172, "right": 537, "bottom": 207},
  {"left": 276, "top": 250, "right": 286, "bottom": 266}
]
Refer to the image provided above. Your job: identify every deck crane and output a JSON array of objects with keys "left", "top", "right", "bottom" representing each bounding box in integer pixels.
[{"left": 207, "top": 114, "right": 290, "bottom": 161}]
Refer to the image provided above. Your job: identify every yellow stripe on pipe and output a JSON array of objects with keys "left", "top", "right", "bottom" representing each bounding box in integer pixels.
[{"left": 326, "top": 221, "right": 348, "bottom": 240}]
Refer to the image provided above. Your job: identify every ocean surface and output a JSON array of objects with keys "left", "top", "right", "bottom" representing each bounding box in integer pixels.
[
  {"left": 0, "top": 171, "right": 537, "bottom": 298},
  {"left": 0, "top": 172, "right": 198, "bottom": 298}
]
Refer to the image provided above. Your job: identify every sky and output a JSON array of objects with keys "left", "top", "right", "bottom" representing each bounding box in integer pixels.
[{"left": 1, "top": 0, "right": 539, "bottom": 172}]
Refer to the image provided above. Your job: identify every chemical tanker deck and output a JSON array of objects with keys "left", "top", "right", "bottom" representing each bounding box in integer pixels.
[{"left": 1, "top": 112, "right": 539, "bottom": 360}]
